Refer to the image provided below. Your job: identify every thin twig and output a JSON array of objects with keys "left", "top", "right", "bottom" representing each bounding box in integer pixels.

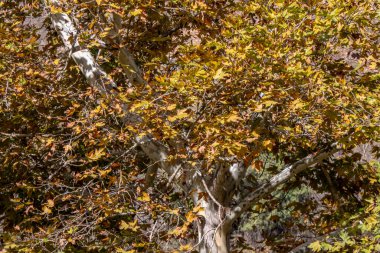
[
  {"left": 186, "top": 228, "right": 215, "bottom": 253},
  {"left": 196, "top": 169, "right": 224, "bottom": 209},
  {"left": 166, "top": 165, "right": 182, "bottom": 187}
]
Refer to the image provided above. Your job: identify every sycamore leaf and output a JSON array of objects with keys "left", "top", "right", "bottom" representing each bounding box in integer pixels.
[
  {"left": 47, "top": 199, "right": 54, "bottom": 208},
  {"left": 246, "top": 131, "right": 260, "bottom": 143},
  {"left": 130, "top": 9, "right": 143, "bottom": 16},
  {"left": 130, "top": 100, "right": 150, "bottom": 112},
  {"left": 291, "top": 99, "right": 306, "bottom": 110},
  {"left": 99, "top": 168, "right": 111, "bottom": 178},
  {"left": 45, "top": 137, "right": 55, "bottom": 146},
  {"left": 168, "top": 109, "right": 189, "bottom": 122},
  {"left": 120, "top": 220, "right": 139, "bottom": 231},
  {"left": 226, "top": 113, "right": 242, "bottom": 123},
  {"left": 166, "top": 104, "right": 177, "bottom": 111},
  {"left": 50, "top": 6, "right": 63, "bottom": 14},
  {"left": 137, "top": 192, "right": 150, "bottom": 202},
  {"left": 179, "top": 244, "right": 192, "bottom": 251},
  {"left": 95, "top": 122, "right": 105, "bottom": 127},
  {"left": 263, "top": 139, "right": 273, "bottom": 151},
  {"left": 42, "top": 206, "right": 52, "bottom": 215},
  {"left": 213, "top": 68, "right": 229, "bottom": 80},
  {"left": 309, "top": 241, "right": 321, "bottom": 252},
  {"left": 263, "top": 100, "right": 278, "bottom": 107},
  {"left": 87, "top": 148, "right": 105, "bottom": 161}
]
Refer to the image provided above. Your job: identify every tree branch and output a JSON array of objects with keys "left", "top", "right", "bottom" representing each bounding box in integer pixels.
[
  {"left": 227, "top": 146, "right": 338, "bottom": 222},
  {"left": 109, "top": 12, "right": 146, "bottom": 85},
  {"left": 46, "top": 0, "right": 181, "bottom": 185},
  {"left": 213, "top": 162, "right": 246, "bottom": 206},
  {"left": 289, "top": 229, "right": 343, "bottom": 253}
]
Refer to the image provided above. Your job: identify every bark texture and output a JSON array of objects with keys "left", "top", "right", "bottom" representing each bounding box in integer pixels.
[{"left": 47, "top": 0, "right": 182, "bottom": 185}]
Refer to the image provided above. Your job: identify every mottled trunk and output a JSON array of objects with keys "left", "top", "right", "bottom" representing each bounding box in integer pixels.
[{"left": 198, "top": 203, "right": 232, "bottom": 253}]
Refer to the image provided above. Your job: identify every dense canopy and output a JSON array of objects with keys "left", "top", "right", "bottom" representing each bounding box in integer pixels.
[{"left": 1, "top": 0, "right": 380, "bottom": 252}]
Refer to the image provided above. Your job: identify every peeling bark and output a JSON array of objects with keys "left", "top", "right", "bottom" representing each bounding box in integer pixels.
[
  {"left": 197, "top": 202, "right": 232, "bottom": 253},
  {"left": 46, "top": 0, "right": 181, "bottom": 187}
]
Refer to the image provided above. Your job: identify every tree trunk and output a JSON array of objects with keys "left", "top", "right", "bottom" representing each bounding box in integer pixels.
[{"left": 198, "top": 203, "right": 232, "bottom": 253}]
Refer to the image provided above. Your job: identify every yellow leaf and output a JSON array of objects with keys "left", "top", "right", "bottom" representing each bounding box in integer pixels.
[
  {"left": 263, "top": 139, "right": 273, "bottom": 151},
  {"left": 96, "top": 0, "right": 102, "bottom": 5},
  {"left": 42, "top": 206, "right": 52, "bottom": 214},
  {"left": 130, "top": 9, "right": 143, "bottom": 16},
  {"left": 87, "top": 148, "right": 105, "bottom": 161},
  {"left": 137, "top": 192, "right": 150, "bottom": 202},
  {"left": 309, "top": 241, "right": 321, "bottom": 252},
  {"left": 185, "top": 211, "right": 197, "bottom": 223},
  {"left": 291, "top": 99, "right": 305, "bottom": 110},
  {"left": 263, "top": 100, "right": 278, "bottom": 107},
  {"left": 50, "top": 6, "right": 63, "bottom": 14},
  {"left": 226, "top": 112, "right": 242, "bottom": 123},
  {"left": 95, "top": 122, "right": 105, "bottom": 127},
  {"left": 252, "top": 160, "right": 263, "bottom": 171},
  {"left": 99, "top": 168, "right": 111, "bottom": 178},
  {"left": 254, "top": 104, "right": 263, "bottom": 112},
  {"left": 213, "top": 68, "right": 229, "bottom": 80},
  {"left": 179, "top": 244, "right": 192, "bottom": 251},
  {"left": 369, "top": 61, "right": 377, "bottom": 70},
  {"left": 130, "top": 100, "right": 150, "bottom": 112},
  {"left": 155, "top": 75, "right": 166, "bottom": 83},
  {"left": 73, "top": 125, "right": 81, "bottom": 134},
  {"left": 120, "top": 220, "right": 139, "bottom": 231},
  {"left": 45, "top": 137, "right": 55, "bottom": 146},
  {"left": 47, "top": 199, "right": 54, "bottom": 208},
  {"left": 166, "top": 104, "right": 177, "bottom": 111},
  {"left": 168, "top": 109, "right": 189, "bottom": 122},
  {"left": 247, "top": 131, "right": 260, "bottom": 143}
]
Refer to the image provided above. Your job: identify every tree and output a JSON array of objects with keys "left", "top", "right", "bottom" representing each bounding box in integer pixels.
[{"left": 1, "top": 0, "right": 379, "bottom": 252}]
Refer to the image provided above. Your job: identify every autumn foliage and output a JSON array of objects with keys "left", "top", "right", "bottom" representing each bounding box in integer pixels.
[{"left": 1, "top": 0, "right": 380, "bottom": 252}]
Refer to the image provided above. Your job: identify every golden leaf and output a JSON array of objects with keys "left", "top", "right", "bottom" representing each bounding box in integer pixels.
[
  {"left": 179, "top": 244, "right": 192, "bottom": 251},
  {"left": 213, "top": 68, "right": 229, "bottom": 80},
  {"left": 168, "top": 109, "right": 189, "bottom": 122},
  {"left": 263, "top": 139, "right": 273, "bottom": 151},
  {"left": 309, "top": 241, "right": 321, "bottom": 252},
  {"left": 120, "top": 220, "right": 139, "bottom": 231},
  {"left": 137, "top": 192, "right": 150, "bottom": 202},
  {"left": 47, "top": 199, "right": 54, "bottom": 208},
  {"left": 42, "top": 206, "right": 52, "bottom": 214},
  {"left": 166, "top": 104, "right": 177, "bottom": 111},
  {"left": 226, "top": 113, "right": 242, "bottom": 123},
  {"left": 87, "top": 148, "right": 105, "bottom": 161},
  {"left": 130, "top": 9, "right": 143, "bottom": 16}
]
